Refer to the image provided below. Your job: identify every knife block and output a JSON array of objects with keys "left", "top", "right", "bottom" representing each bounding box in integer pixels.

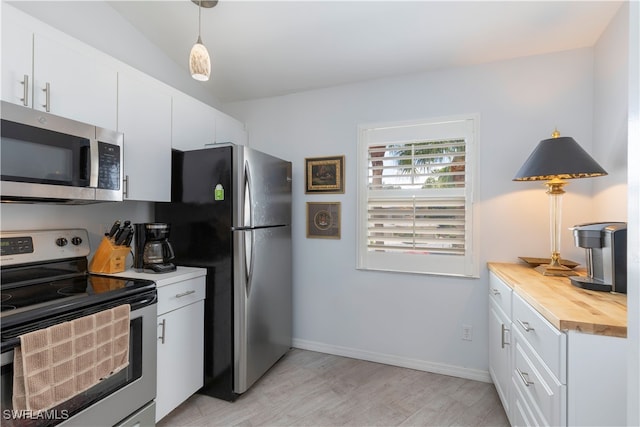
[{"left": 89, "top": 237, "right": 131, "bottom": 274}]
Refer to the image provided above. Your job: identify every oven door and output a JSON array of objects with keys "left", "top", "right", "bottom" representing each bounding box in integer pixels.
[{"left": 0, "top": 301, "right": 157, "bottom": 427}]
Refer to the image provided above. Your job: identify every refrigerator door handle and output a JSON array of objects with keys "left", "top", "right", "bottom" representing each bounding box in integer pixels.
[
  {"left": 243, "top": 162, "right": 255, "bottom": 296},
  {"left": 243, "top": 161, "right": 252, "bottom": 228},
  {"left": 244, "top": 229, "right": 254, "bottom": 297}
]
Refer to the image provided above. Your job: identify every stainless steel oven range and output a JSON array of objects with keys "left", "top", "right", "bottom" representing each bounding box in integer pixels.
[{"left": 0, "top": 229, "right": 157, "bottom": 427}]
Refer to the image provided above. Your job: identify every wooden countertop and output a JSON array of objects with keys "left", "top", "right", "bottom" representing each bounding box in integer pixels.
[{"left": 488, "top": 262, "right": 627, "bottom": 338}]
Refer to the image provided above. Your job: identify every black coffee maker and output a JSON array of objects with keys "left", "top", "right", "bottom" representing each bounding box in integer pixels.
[
  {"left": 569, "top": 222, "right": 627, "bottom": 293},
  {"left": 133, "top": 223, "right": 177, "bottom": 273}
]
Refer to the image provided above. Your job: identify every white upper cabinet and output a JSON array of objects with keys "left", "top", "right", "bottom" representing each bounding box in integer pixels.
[
  {"left": 1, "top": 11, "right": 33, "bottom": 108},
  {"left": 118, "top": 70, "right": 172, "bottom": 202},
  {"left": 1, "top": 5, "right": 118, "bottom": 130},
  {"left": 172, "top": 91, "right": 247, "bottom": 151},
  {"left": 214, "top": 109, "right": 248, "bottom": 146},
  {"left": 33, "top": 34, "right": 118, "bottom": 130},
  {"left": 171, "top": 91, "right": 216, "bottom": 151}
]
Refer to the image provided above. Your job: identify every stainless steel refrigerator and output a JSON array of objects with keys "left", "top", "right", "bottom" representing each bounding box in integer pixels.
[{"left": 156, "top": 144, "right": 292, "bottom": 401}]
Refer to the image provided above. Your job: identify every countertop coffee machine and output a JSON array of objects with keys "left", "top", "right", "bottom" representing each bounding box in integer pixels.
[
  {"left": 133, "top": 223, "right": 177, "bottom": 273},
  {"left": 570, "top": 222, "right": 627, "bottom": 293}
]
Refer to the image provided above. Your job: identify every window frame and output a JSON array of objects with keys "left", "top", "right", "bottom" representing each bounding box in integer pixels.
[{"left": 356, "top": 114, "right": 480, "bottom": 278}]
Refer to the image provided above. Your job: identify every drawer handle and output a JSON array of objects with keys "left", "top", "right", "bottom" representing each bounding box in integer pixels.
[
  {"left": 517, "top": 319, "right": 535, "bottom": 332},
  {"left": 175, "top": 290, "right": 196, "bottom": 298},
  {"left": 501, "top": 323, "right": 510, "bottom": 348},
  {"left": 490, "top": 288, "right": 501, "bottom": 296},
  {"left": 158, "top": 319, "right": 166, "bottom": 344},
  {"left": 516, "top": 368, "right": 534, "bottom": 387}
]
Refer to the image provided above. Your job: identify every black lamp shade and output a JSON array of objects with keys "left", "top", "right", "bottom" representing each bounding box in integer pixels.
[{"left": 513, "top": 136, "right": 607, "bottom": 181}]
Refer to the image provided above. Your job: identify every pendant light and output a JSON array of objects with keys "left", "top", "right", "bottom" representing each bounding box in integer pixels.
[{"left": 189, "top": 0, "right": 217, "bottom": 81}]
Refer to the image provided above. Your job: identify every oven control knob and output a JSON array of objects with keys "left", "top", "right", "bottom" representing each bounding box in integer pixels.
[
  {"left": 71, "top": 236, "right": 83, "bottom": 246},
  {"left": 56, "top": 237, "right": 68, "bottom": 247}
]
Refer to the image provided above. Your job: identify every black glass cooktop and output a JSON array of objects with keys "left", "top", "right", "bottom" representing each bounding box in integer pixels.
[
  {"left": 0, "top": 257, "right": 155, "bottom": 335},
  {"left": 1, "top": 274, "right": 152, "bottom": 315}
]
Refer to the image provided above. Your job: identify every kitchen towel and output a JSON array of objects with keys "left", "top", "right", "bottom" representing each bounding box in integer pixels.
[{"left": 12, "top": 304, "right": 131, "bottom": 412}]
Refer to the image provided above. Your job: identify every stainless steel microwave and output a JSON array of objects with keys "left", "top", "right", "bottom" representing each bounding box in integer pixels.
[{"left": 0, "top": 101, "right": 123, "bottom": 204}]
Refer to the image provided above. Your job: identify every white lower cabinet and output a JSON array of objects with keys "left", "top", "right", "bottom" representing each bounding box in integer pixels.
[
  {"left": 156, "top": 276, "right": 206, "bottom": 422},
  {"left": 488, "top": 272, "right": 512, "bottom": 420},
  {"left": 489, "top": 270, "right": 627, "bottom": 426}
]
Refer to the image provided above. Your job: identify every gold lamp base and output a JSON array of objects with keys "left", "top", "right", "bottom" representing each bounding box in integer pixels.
[{"left": 534, "top": 263, "right": 579, "bottom": 277}]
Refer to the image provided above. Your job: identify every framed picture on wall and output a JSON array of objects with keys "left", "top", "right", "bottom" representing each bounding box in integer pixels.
[
  {"left": 305, "top": 155, "right": 345, "bottom": 194},
  {"left": 307, "top": 202, "right": 341, "bottom": 239}
]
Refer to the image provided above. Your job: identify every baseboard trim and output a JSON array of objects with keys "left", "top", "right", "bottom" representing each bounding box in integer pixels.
[{"left": 292, "top": 338, "right": 491, "bottom": 383}]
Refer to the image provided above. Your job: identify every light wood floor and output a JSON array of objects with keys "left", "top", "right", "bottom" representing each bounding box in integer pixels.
[{"left": 157, "top": 348, "right": 509, "bottom": 427}]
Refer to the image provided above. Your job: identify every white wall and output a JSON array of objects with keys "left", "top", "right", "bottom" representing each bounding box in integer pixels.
[
  {"left": 626, "top": 1, "right": 640, "bottom": 423},
  {"left": 225, "top": 48, "right": 600, "bottom": 377},
  {"left": 593, "top": 4, "right": 629, "bottom": 221}
]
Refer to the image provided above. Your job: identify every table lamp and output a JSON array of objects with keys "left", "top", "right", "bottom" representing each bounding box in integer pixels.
[{"left": 513, "top": 130, "right": 607, "bottom": 276}]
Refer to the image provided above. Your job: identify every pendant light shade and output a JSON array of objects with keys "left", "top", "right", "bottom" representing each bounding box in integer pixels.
[
  {"left": 189, "top": 0, "right": 216, "bottom": 82},
  {"left": 190, "top": 36, "right": 211, "bottom": 81}
]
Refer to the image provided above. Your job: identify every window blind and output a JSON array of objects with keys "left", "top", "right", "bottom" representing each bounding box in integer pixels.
[
  {"left": 357, "top": 116, "right": 478, "bottom": 277},
  {"left": 366, "top": 139, "right": 466, "bottom": 256}
]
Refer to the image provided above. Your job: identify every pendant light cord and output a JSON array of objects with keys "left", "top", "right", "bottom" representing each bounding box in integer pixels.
[{"left": 198, "top": 0, "right": 203, "bottom": 43}]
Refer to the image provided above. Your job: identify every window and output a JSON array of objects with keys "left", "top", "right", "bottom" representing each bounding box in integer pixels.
[{"left": 356, "top": 115, "right": 478, "bottom": 277}]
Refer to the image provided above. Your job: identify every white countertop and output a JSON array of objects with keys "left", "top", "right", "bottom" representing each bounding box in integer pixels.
[{"left": 103, "top": 266, "right": 207, "bottom": 288}]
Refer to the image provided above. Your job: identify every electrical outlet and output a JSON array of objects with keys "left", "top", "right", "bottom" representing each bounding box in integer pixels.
[{"left": 462, "top": 325, "right": 473, "bottom": 341}]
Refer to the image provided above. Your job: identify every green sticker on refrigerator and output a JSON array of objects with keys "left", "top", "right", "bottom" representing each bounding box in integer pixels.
[{"left": 214, "top": 184, "right": 224, "bottom": 201}]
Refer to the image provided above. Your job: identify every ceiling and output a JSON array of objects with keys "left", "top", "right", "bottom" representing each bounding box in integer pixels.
[{"left": 107, "top": 1, "right": 621, "bottom": 104}]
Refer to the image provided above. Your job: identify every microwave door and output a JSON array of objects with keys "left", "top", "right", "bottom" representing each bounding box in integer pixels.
[
  {"left": 0, "top": 123, "right": 95, "bottom": 202},
  {"left": 0, "top": 101, "right": 123, "bottom": 203}
]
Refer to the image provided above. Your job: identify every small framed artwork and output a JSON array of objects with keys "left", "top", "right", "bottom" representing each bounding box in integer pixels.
[
  {"left": 305, "top": 155, "right": 345, "bottom": 194},
  {"left": 307, "top": 202, "right": 341, "bottom": 239}
]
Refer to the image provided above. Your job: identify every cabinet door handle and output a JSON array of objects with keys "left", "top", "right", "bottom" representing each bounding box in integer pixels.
[
  {"left": 490, "top": 288, "right": 500, "bottom": 296},
  {"left": 21, "top": 74, "right": 29, "bottom": 106},
  {"left": 158, "top": 318, "right": 166, "bottom": 344},
  {"left": 123, "top": 175, "right": 129, "bottom": 198},
  {"left": 516, "top": 368, "right": 534, "bottom": 387},
  {"left": 175, "top": 290, "right": 196, "bottom": 298},
  {"left": 42, "top": 82, "right": 50, "bottom": 112},
  {"left": 517, "top": 319, "right": 534, "bottom": 332},
  {"left": 501, "top": 323, "right": 510, "bottom": 348}
]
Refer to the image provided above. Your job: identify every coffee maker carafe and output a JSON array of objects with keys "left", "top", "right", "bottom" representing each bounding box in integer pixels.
[
  {"left": 569, "top": 222, "right": 627, "bottom": 293},
  {"left": 133, "top": 223, "right": 177, "bottom": 273}
]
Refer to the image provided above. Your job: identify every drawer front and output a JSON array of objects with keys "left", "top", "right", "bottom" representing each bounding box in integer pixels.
[
  {"left": 513, "top": 293, "right": 566, "bottom": 382},
  {"left": 489, "top": 271, "right": 512, "bottom": 317},
  {"left": 512, "top": 375, "right": 540, "bottom": 427},
  {"left": 513, "top": 328, "right": 566, "bottom": 426},
  {"left": 157, "top": 276, "right": 206, "bottom": 315}
]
